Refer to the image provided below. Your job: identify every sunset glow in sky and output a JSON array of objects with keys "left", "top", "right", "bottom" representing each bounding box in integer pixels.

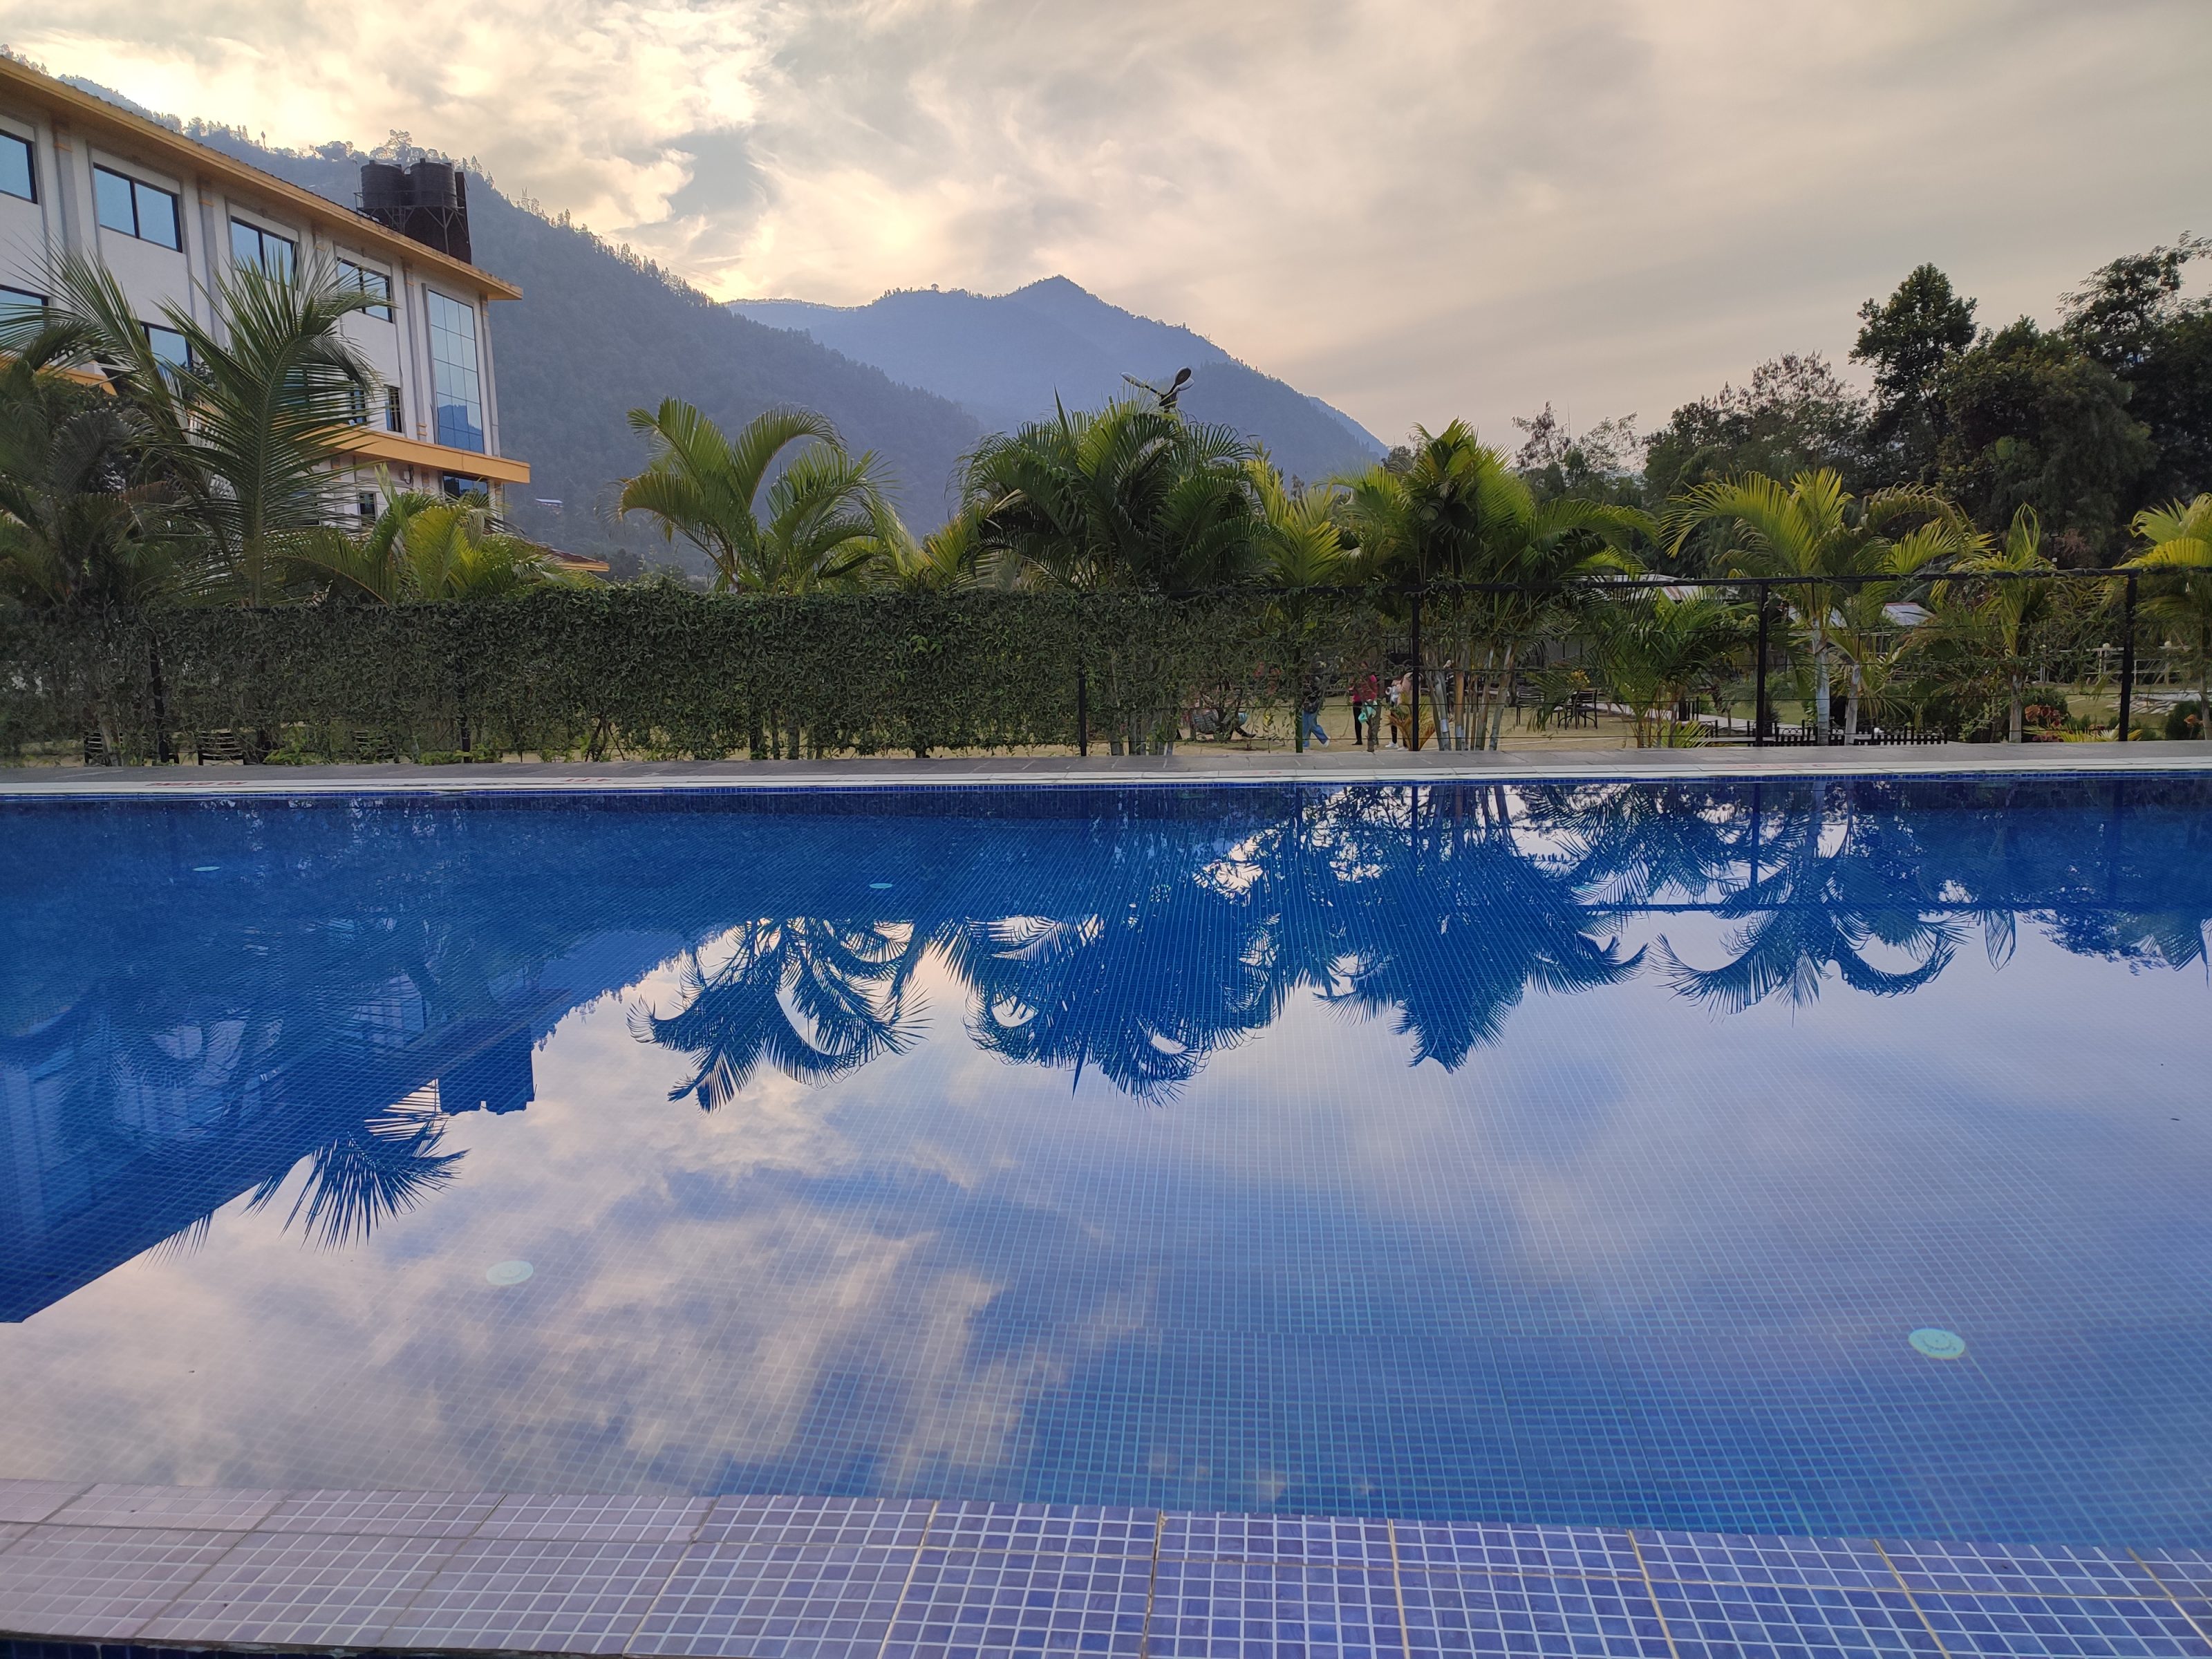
[{"left": 9, "top": 0, "right": 2204, "bottom": 443}]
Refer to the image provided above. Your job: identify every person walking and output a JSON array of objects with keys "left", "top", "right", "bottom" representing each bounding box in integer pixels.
[{"left": 1299, "top": 671, "right": 1331, "bottom": 748}]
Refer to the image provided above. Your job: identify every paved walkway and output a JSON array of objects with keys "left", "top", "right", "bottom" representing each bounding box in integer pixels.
[
  {"left": 7, "top": 742, "right": 2212, "bottom": 797},
  {"left": 1, "top": 1480, "right": 2209, "bottom": 1657}
]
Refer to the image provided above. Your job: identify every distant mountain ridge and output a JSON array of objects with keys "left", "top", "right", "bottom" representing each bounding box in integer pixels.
[{"left": 736, "top": 277, "right": 1385, "bottom": 485}]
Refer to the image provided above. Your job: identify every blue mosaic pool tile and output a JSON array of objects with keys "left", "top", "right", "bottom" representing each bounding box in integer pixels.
[
  {"left": 1396, "top": 1523, "right": 1642, "bottom": 1578},
  {"left": 926, "top": 1503, "right": 1158, "bottom": 1559},
  {"left": 0, "top": 1486, "right": 86, "bottom": 1527},
  {"left": 628, "top": 1541, "right": 917, "bottom": 1658},
  {"left": 1650, "top": 1579, "right": 1938, "bottom": 1658},
  {"left": 258, "top": 1488, "right": 502, "bottom": 1539},
  {"left": 379, "top": 1535, "right": 687, "bottom": 1654},
  {"left": 1147, "top": 1560, "right": 1400, "bottom": 1659},
  {"left": 135, "top": 1528, "right": 458, "bottom": 1647},
  {"left": 0, "top": 1526, "right": 238, "bottom": 1641},
  {"left": 1634, "top": 1531, "right": 1899, "bottom": 1590},
  {"left": 41, "top": 1487, "right": 282, "bottom": 1533},
  {"left": 884, "top": 1548, "right": 1151, "bottom": 1658},
  {"left": 1401, "top": 1568, "right": 1671, "bottom": 1659},
  {"left": 1160, "top": 1514, "right": 1394, "bottom": 1565},
  {"left": 699, "top": 1495, "right": 936, "bottom": 1550},
  {"left": 475, "top": 1492, "right": 711, "bottom": 1544},
  {"left": 1880, "top": 1541, "right": 2163, "bottom": 1599},
  {"left": 1911, "top": 1592, "right": 2212, "bottom": 1658}
]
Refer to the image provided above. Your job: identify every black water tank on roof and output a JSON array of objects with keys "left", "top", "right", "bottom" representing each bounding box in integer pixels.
[
  {"left": 408, "top": 159, "right": 457, "bottom": 209},
  {"left": 359, "top": 161, "right": 406, "bottom": 219}
]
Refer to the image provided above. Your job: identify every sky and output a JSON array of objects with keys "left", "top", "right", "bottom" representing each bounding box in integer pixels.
[{"left": 7, "top": 0, "right": 2206, "bottom": 444}]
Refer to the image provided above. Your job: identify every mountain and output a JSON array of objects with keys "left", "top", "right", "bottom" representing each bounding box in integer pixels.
[
  {"left": 735, "top": 276, "right": 1386, "bottom": 485},
  {"left": 100, "top": 109, "right": 984, "bottom": 572}
]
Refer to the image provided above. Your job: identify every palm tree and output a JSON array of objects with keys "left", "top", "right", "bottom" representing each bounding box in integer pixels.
[
  {"left": 859, "top": 503, "right": 994, "bottom": 592},
  {"left": 1, "top": 252, "right": 382, "bottom": 605},
  {"left": 2121, "top": 496, "right": 2212, "bottom": 738},
  {"left": 1249, "top": 459, "right": 1350, "bottom": 751},
  {"left": 1600, "top": 590, "right": 1748, "bottom": 747},
  {"left": 0, "top": 358, "right": 174, "bottom": 610},
  {"left": 1927, "top": 506, "right": 2056, "bottom": 742},
  {"left": 290, "top": 490, "right": 594, "bottom": 603},
  {"left": 1345, "top": 424, "right": 1643, "bottom": 749},
  {"left": 1667, "top": 470, "right": 1959, "bottom": 744},
  {"left": 962, "top": 397, "right": 1259, "bottom": 591},
  {"left": 617, "top": 400, "right": 890, "bottom": 594}
]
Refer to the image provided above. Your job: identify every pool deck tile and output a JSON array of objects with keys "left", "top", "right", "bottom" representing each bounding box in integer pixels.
[
  {"left": 259, "top": 1488, "right": 504, "bottom": 1538},
  {"left": 1911, "top": 1591, "right": 2212, "bottom": 1657},
  {"left": 0, "top": 1491, "right": 84, "bottom": 1530},
  {"left": 0, "top": 1525, "right": 238, "bottom": 1641},
  {"left": 3, "top": 1492, "right": 2212, "bottom": 1655},
  {"left": 39, "top": 1485, "right": 283, "bottom": 1532},
  {"left": 379, "top": 1535, "right": 688, "bottom": 1654},
  {"left": 134, "top": 1528, "right": 461, "bottom": 1648}
]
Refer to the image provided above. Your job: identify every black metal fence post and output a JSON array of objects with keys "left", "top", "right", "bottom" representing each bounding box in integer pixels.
[
  {"left": 2117, "top": 572, "right": 2137, "bottom": 743},
  {"left": 1076, "top": 661, "right": 1089, "bottom": 757},
  {"left": 1408, "top": 590, "right": 1423, "bottom": 753},
  {"left": 1753, "top": 585, "right": 1771, "bottom": 749}
]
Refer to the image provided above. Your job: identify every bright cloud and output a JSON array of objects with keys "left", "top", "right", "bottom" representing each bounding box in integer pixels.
[{"left": 6, "top": 0, "right": 2204, "bottom": 444}]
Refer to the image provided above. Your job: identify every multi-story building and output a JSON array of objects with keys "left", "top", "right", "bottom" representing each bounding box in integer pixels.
[{"left": 0, "top": 55, "right": 529, "bottom": 510}]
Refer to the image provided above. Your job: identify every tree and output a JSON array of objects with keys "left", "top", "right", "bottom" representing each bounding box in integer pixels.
[
  {"left": 1510, "top": 405, "right": 1643, "bottom": 505},
  {"left": 1, "top": 252, "right": 382, "bottom": 605},
  {"left": 859, "top": 505, "right": 993, "bottom": 592},
  {"left": 1934, "top": 319, "right": 2152, "bottom": 563},
  {"left": 1600, "top": 591, "right": 1748, "bottom": 747},
  {"left": 1926, "top": 506, "right": 2057, "bottom": 742},
  {"left": 2121, "top": 496, "right": 2212, "bottom": 739},
  {"left": 1643, "top": 354, "right": 1871, "bottom": 523},
  {"left": 1853, "top": 263, "right": 1977, "bottom": 484},
  {"left": 962, "top": 397, "right": 1259, "bottom": 591},
  {"left": 0, "top": 359, "right": 174, "bottom": 610},
  {"left": 1667, "top": 470, "right": 1960, "bottom": 742},
  {"left": 289, "top": 491, "right": 594, "bottom": 603},
  {"left": 1248, "top": 459, "right": 1351, "bottom": 751},
  {"left": 2061, "top": 237, "right": 2212, "bottom": 509},
  {"left": 617, "top": 400, "right": 890, "bottom": 594}
]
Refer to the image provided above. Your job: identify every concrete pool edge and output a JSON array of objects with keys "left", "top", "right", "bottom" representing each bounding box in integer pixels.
[
  {"left": 1, "top": 1481, "right": 2210, "bottom": 1656},
  {"left": 8, "top": 740, "right": 2212, "bottom": 798}
]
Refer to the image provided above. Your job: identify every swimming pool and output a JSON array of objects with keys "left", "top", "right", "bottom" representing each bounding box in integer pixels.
[{"left": 3, "top": 776, "right": 2209, "bottom": 1547}]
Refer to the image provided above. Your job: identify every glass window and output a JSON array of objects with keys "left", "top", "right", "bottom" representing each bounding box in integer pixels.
[
  {"left": 142, "top": 323, "right": 191, "bottom": 370},
  {"left": 230, "top": 218, "right": 294, "bottom": 278},
  {"left": 339, "top": 258, "right": 393, "bottom": 321},
  {"left": 424, "top": 290, "right": 485, "bottom": 454},
  {"left": 93, "top": 166, "right": 180, "bottom": 250},
  {"left": 384, "top": 386, "right": 404, "bottom": 433},
  {"left": 0, "top": 285, "right": 43, "bottom": 321},
  {"left": 94, "top": 165, "right": 135, "bottom": 234},
  {"left": 442, "top": 473, "right": 489, "bottom": 500},
  {"left": 0, "top": 132, "right": 33, "bottom": 202},
  {"left": 358, "top": 491, "right": 378, "bottom": 523}
]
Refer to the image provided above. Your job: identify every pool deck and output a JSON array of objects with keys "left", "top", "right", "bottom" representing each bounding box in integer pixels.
[
  {"left": 7, "top": 740, "right": 2212, "bottom": 796},
  {"left": 1, "top": 1481, "right": 2210, "bottom": 1658}
]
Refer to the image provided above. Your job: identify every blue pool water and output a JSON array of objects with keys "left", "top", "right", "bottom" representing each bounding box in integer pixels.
[{"left": 2, "top": 777, "right": 2211, "bottom": 1546}]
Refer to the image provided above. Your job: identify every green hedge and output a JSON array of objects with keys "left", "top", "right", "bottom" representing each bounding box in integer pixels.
[{"left": 0, "top": 587, "right": 1398, "bottom": 762}]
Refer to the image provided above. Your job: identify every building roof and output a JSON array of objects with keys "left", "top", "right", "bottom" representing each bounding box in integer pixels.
[{"left": 0, "top": 55, "right": 522, "bottom": 303}]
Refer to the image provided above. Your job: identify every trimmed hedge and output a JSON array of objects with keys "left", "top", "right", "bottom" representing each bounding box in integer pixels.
[{"left": 0, "top": 586, "right": 1397, "bottom": 762}]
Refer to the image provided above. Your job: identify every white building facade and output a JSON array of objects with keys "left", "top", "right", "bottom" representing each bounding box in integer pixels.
[{"left": 0, "top": 55, "right": 529, "bottom": 508}]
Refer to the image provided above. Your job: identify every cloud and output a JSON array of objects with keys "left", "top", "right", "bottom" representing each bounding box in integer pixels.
[{"left": 6, "top": 1, "right": 2208, "bottom": 482}]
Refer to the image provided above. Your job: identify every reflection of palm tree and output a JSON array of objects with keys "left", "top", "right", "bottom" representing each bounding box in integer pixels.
[
  {"left": 1656, "top": 782, "right": 1959, "bottom": 1011},
  {"left": 639, "top": 919, "right": 919, "bottom": 1108},
  {"left": 247, "top": 1089, "right": 462, "bottom": 1248}
]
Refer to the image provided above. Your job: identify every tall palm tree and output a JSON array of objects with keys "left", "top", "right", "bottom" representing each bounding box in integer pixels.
[
  {"left": 1, "top": 252, "right": 382, "bottom": 606},
  {"left": 1249, "top": 460, "right": 1351, "bottom": 751},
  {"left": 962, "top": 397, "right": 1260, "bottom": 591},
  {"left": 1667, "top": 470, "right": 1959, "bottom": 743},
  {"left": 2121, "top": 495, "right": 2212, "bottom": 738},
  {"left": 1599, "top": 590, "right": 1748, "bottom": 747},
  {"left": 618, "top": 400, "right": 890, "bottom": 593},
  {"left": 1345, "top": 424, "right": 1642, "bottom": 748},
  {"left": 289, "top": 490, "right": 594, "bottom": 603},
  {"left": 859, "top": 503, "right": 995, "bottom": 592}
]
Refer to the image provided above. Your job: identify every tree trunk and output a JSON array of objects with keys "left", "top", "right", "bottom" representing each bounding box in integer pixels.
[
  {"left": 1843, "top": 662, "right": 1861, "bottom": 747},
  {"left": 2008, "top": 675, "right": 2023, "bottom": 744},
  {"left": 1812, "top": 619, "right": 1831, "bottom": 744},
  {"left": 1488, "top": 641, "right": 1519, "bottom": 749}
]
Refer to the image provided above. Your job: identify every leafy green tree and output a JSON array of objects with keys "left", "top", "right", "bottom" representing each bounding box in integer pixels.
[
  {"left": 962, "top": 397, "right": 1259, "bottom": 591},
  {"left": 1924, "top": 507, "right": 2057, "bottom": 742},
  {"left": 1599, "top": 591, "right": 1748, "bottom": 747},
  {"left": 289, "top": 490, "right": 594, "bottom": 603},
  {"left": 1853, "top": 263, "right": 1978, "bottom": 484},
  {"left": 1643, "top": 355, "right": 1872, "bottom": 527},
  {"left": 2121, "top": 495, "right": 2212, "bottom": 738},
  {"left": 2061, "top": 237, "right": 2212, "bottom": 509},
  {"left": 1510, "top": 405, "right": 1644, "bottom": 505},
  {"left": 1667, "top": 470, "right": 1959, "bottom": 742},
  {"left": 1933, "top": 319, "right": 2152, "bottom": 562},
  {"left": 858, "top": 504, "right": 993, "bottom": 592},
  {"left": 617, "top": 400, "right": 890, "bottom": 594},
  {"left": 0, "top": 252, "right": 382, "bottom": 605}
]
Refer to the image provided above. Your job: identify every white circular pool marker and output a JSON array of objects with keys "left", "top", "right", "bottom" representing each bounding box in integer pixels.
[
  {"left": 485, "top": 1260, "right": 534, "bottom": 1286},
  {"left": 1909, "top": 1327, "right": 1965, "bottom": 1360}
]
